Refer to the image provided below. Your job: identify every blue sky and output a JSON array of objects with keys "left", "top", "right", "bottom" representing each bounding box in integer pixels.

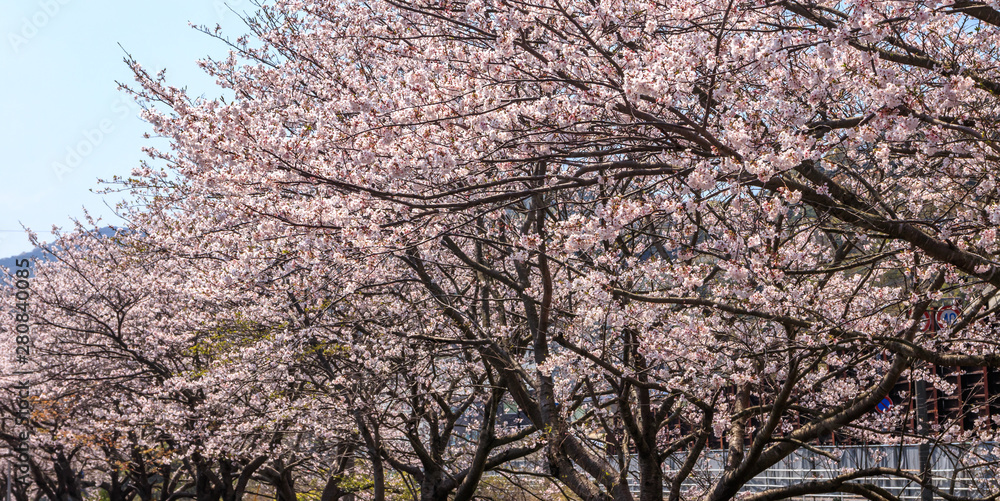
[{"left": 0, "top": 0, "right": 253, "bottom": 257}]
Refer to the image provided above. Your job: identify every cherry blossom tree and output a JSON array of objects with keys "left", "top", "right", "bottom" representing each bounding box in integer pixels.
[
  {"left": 127, "top": 204, "right": 551, "bottom": 501},
  {"left": 0, "top": 224, "right": 343, "bottom": 501},
  {"left": 2, "top": 210, "right": 552, "bottom": 501},
  {"left": 73, "top": 0, "right": 1000, "bottom": 498}
]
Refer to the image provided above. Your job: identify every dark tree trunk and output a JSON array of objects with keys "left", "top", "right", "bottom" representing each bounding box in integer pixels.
[{"left": 101, "top": 469, "right": 127, "bottom": 501}]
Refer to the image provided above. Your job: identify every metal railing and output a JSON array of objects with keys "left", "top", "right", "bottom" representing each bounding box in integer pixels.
[{"left": 654, "top": 443, "right": 1000, "bottom": 500}]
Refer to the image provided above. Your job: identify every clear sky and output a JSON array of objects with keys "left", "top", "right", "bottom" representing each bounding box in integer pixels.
[{"left": 0, "top": 0, "right": 252, "bottom": 257}]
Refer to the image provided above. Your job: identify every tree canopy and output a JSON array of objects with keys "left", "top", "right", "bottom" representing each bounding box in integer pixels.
[{"left": 5, "top": 0, "right": 1000, "bottom": 500}]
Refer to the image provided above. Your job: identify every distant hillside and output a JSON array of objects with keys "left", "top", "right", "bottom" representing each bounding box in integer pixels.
[
  {"left": 0, "top": 249, "right": 37, "bottom": 273},
  {"left": 0, "top": 227, "right": 119, "bottom": 274}
]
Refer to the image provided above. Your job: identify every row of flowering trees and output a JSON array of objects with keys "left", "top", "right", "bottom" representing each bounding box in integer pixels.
[
  {"left": 2, "top": 220, "right": 554, "bottom": 501},
  {"left": 6, "top": 0, "right": 1000, "bottom": 499}
]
